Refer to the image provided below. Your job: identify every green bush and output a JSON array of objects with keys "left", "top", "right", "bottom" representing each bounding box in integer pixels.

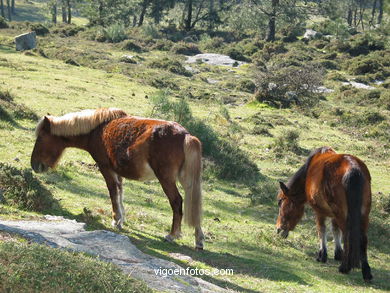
[
  {"left": 199, "top": 35, "right": 225, "bottom": 52},
  {"left": 121, "top": 40, "right": 143, "bottom": 52},
  {"left": 152, "top": 39, "right": 174, "bottom": 51},
  {"left": 170, "top": 42, "right": 201, "bottom": 55},
  {"left": 347, "top": 33, "right": 385, "bottom": 56},
  {"left": 236, "top": 79, "right": 256, "bottom": 93},
  {"left": 271, "top": 129, "right": 301, "bottom": 155},
  {"left": 0, "top": 163, "right": 55, "bottom": 211},
  {"left": 29, "top": 23, "right": 50, "bottom": 36},
  {"left": 347, "top": 57, "right": 383, "bottom": 75},
  {"left": 52, "top": 24, "right": 84, "bottom": 37},
  {"left": 148, "top": 57, "right": 192, "bottom": 77},
  {"left": 224, "top": 47, "right": 249, "bottom": 62},
  {"left": 102, "top": 24, "right": 127, "bottom": 43},
  {"left": 0, "top": 16, "right": 9, "bottom": 29},
  {"left": 150, "top": 91, "right": 259, "bottom": 182}
]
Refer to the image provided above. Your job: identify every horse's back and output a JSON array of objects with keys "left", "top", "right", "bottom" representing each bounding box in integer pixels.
[
  {"left": 101, "top": 116, "right": 188, "bottom": 180},
  {"left": 306, "top": 152, "right": 371, "bottom": 218}
]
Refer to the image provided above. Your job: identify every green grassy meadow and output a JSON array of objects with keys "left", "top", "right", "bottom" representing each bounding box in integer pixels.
[{"left": 0, "top": 5, "right": 390, "bottom": 292}]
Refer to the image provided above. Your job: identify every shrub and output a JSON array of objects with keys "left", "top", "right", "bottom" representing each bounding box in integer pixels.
[
  {"left": 29, "top": 23, "right": 50, "bottom": 36},
  {"left": 224, "top": 47, "right": 249, "bottom": 62},
  {"left": 170, "top": 42, "right": 201, "bottom": 55},
  {"left": 148, "top": 58, "right": 192, "bottom": 77},
  {"left": 150, "top": 91, "right": 260, "bottom": 182},
  {"left": 249, "top": 180, "right": 278, "bottom": 205},
  {"left": 102, "top": 23, "right": 127, "bottom": 43},
  {"left": 319, "top": 59, "right": 339, "bottom": 70},
  {"left": 0, "top": 88, "right": 13, "bottom": 102},
  {"left": 347, "top": 57, "right": 382, "bottom": 75},
  {"left": 121, "top": 40, "right": 143, "bottom": 52},
  {"left": 199, "top": 35, "right": 224, "bottom": 52},
  {"left": 255, "top": 64, "right": 324, "bottom": 108},
  {"left": 51, "top": 24, "right": 84, "bottom": 37},
  {"left": 152, "top": 39, "right": 174, "bottom": 51},
  {"left": 271, "top": 129, "right": 301, "bottom": 155},
  {"left": 0, "top": 16, "right": 9, "bottom": 29},
  {"left": 347, "top": 33, "right": 385, "bottom": 56},
  {"left": 0, "top": 163, "right": 55, "bottom": 211},
  {"left": 236, "top": 79, "right": 256, "bottom": 93}
]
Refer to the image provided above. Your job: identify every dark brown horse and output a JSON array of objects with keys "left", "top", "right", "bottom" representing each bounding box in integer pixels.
[
  {"left": 31, "top": 108, "right": 204, "bottom": 249},
  {"left": 276, "top": 146, "right": 373, "bottom": 281}
]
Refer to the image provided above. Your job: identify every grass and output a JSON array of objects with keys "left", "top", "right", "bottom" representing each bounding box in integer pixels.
[
  {"left": 0, "top": 22, "right": 389, "bottom": 293},
  {"left": 0, "top": 241, "right": 151, "bottom": 292}
]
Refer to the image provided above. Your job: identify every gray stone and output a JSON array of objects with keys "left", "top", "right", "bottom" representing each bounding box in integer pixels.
[
  {"left": 342, "top": 81, "right": 376, "bottom": 90},
  {"left": 186, "top": 53, "right": 245, "bottom": 67},
  {"left": 0, "top": 218, "right": 230, "bottom": 293},
  {"left": 15, "top": 32, "right": 37, "bottom": 51},
  {"left": 303, "top": 29, "right": 321, "bottom": 40}
]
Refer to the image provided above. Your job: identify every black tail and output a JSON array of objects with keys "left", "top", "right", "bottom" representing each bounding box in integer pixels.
[{"left": 343, "top": 168, "right": 364, "bottom": 270}]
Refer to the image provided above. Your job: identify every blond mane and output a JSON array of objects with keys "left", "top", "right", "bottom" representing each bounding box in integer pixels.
[{"left": 35, "top": 108, "right": 127, "bottom": 137}]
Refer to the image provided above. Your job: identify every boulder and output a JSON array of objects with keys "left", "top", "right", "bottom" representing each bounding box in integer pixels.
[
  {"left": 303, "top": 29, "right": 321, "bottom": 40},
  {"left": 15, "top": 31, "right": 37, "bottom": 51}
]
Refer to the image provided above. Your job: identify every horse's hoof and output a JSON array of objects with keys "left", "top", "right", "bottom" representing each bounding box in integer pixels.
[
  {"left": 334, "top": 249, "right": 343, "bottom": 261},
  {"left": 316, "top": 249, "right": 327, "bottom": 263},
  {"left": 195, "top": 246, "right": 204, "bottom": 251},
  {"left": 111, "top": 220, "right": 123, "bottom": 230}
]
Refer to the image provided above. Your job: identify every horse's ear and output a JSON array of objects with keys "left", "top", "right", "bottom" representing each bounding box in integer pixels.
[
  {"left": 279, "top": 181, "right": 289, "bottom": 195},
  {"left": 42, "top": 116, "right": 51, "bottom": 133}
]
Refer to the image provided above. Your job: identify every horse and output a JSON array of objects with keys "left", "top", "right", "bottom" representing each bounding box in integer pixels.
[
  {"left": 31, "top": 108, "right": 204, "bottom": 250},
  {"left": 276, "top": 146, "right": 373, "bottom": 281}
]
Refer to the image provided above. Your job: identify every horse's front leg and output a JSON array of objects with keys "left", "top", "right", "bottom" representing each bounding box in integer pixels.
[
  {"left": 100, "top": 167, "right": 124, "bottom": 229},
  {"left": 316, "top": 215, "right": 328, "bottom": 263}
]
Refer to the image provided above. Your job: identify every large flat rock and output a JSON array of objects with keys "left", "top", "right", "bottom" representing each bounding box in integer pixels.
[{"left": 0, "top": 217, "right": 229, "bottom": 293}]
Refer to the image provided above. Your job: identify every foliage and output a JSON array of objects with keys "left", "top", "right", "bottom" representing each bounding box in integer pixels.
[
  {"left": 101, "top": 23, "right": 127, "bottom": 43},
  {"left": 122, "top": 40, "right": 143, "bottom": 52},
  {"left": 30, "top": 23, "right": 50, "bottom": 36},
  {"left": 0, "top": 17, "right": 9, "bottom": 29},
  {"left": 150, "top": 91, "right": 259, "bottom": 182},
  {"left": 255, "top": 64, "right": 324, "bottom": 108},
  {"left": 271, "top": 129, "right": 301, "bottom": 155},
  {"left": 0, "top": 163, "right": 55, "bottom": 212},
  {"left": 0, "top": 242, "right": 151, "bottom": 293},
  {"left": 148, "top": 58, "right": 192, "bottom": 76},
  {"left": 170, "top": 42, "right": 201, "bottom": 55}
]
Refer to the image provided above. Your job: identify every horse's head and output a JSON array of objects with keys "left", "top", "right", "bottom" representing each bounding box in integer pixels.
[
  {"left": 276, "top": 181, "right": 305, "bottom": 238},
  {"left": 31, "top": 116, "right": 66, "bottom": 173}
]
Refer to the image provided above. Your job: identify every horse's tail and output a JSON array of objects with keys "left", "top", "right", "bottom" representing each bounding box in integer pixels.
[
  {"left": 181, "top": 134, "right": 202, "bottom": 228},
  {"left": 343, "top": 167, "right": 364, "bottom": 270}
]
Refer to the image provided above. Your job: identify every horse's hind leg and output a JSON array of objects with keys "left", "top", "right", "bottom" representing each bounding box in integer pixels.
[
  {"left": 331, "top": 219, "right": 343, "bottom": 261},
  {"left": 157, "top": 176, "right": 183, "bottom": 242},
  {"left": 361, "top": 216, "right": 373, "bottom": 282},
  {"left": 316, "top": 215, "right": 328, "bottom": 263},
  {"left": 100, "top": 167, "right": 124, "bottom": 229}
]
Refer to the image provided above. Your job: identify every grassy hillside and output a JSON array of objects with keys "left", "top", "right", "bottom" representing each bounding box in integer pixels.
[{"left": 0, "top": 14, "right": 390, "bottom": 293}]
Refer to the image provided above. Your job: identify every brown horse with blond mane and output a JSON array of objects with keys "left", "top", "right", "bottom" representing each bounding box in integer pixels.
[
  {"left": 276, "top": 146, "right": 373, "bottom": 281},
  {"left": 31, "top": 108, "right": 204, "bottom": 249}
]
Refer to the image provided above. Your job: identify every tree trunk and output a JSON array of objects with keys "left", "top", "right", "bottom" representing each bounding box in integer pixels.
[
  {"left": 370, "top": 0, "right": 377, "bottom": 26},
  {"left": 132, "top": 15, "right": 137, "bottom": 27},
  {"left": 185, "top": 0, "right": 193, "bottom": 30},
  {"left": 6, "top": 0, "right": 10, "bottom": 20},
  {"left": 266, "top": 0, "right": 279, "bottom": 42},
  {"left": 52, "top": 3, "right": 57, "bottom": 24},
  {"left": 347, "top": 8, "right": 352, "bottom": 26},
  {"left": 11, "top": 0, "right": 14, "bottom": 14},
  {"left": 377, "top": 0, "right": 383, "bottom": 24},
  {"left": 66, "top": 0, "right": 71, "bottom": 24},
  {"left": 98, "top": 0, "right": 103, "bottom": 25},
  {"left": 138, "top": 0, "right": 149, "bottom": 26},
  {"left": 1, "top": 0, "right": 5, "bottom": 18},
  {"left": 61, "top": 0, "right": 67, "bottom": 23}
]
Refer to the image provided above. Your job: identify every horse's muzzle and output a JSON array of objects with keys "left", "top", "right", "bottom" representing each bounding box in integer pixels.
[
  {"left": 31, "top": 161, "right": 48, "bottom": 173},
  {"left": 276, "top": 227, "right": 289, "bottom": 238}
]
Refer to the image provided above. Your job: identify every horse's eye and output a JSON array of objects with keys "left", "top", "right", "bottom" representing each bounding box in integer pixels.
[{"left": 278, "top": 198, "right": 283, "bottom": 207}]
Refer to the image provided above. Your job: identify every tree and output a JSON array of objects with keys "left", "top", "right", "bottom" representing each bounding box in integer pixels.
[
  {"left": 10, "top": 0, "right": 13, "bottom": 14},
  {"left": 1, "top": 0, "right": 5, "bottom": 18},
  {"left": 6, "top": 0, "right": 10, "bottom": 20}
]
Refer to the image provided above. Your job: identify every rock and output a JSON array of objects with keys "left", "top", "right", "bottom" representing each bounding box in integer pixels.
[
  {"left": 15, "top": 32, "right": 37, "bottom": 51},
  {"left": 303, "top": 29, "right": 321, "bottom": 40},
  {"left": 0, "top": 219, "right": 229, "bottom": 293},
  {"left": 342, "top": 81, "right": 376, "bottom": 90},
  {"left": 120, "top": 55, "right": 137, "bottom": 64},
  {"left": 186, "top": 53, "right": 246, "bottom": 67}
]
